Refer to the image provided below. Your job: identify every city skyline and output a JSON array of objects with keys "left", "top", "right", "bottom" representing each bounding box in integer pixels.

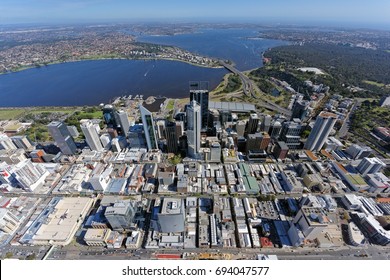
[{"left": 1, "top": 0, "right": 390, "bottom": 29}]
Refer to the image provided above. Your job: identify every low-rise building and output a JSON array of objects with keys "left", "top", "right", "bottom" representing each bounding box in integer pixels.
[{"left": 84, "top": 228, "right": 112, "bottom": 246}]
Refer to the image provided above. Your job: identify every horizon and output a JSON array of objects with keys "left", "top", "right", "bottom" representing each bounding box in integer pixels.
[{"left": 1, "top": 0, "right": 390, "bottom": 31}]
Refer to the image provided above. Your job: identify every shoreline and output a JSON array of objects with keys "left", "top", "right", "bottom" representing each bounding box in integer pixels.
[{"left": 0, "top": 55, "right": 224, "bottom": 76}]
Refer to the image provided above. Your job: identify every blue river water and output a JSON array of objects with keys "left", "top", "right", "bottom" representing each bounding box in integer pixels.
[{"left": 0, "top": 28, "right": 288, "bottom": 107}]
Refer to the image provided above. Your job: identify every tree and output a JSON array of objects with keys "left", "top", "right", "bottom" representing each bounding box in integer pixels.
[
  {"left": 26, "top": 253, "right": 36, "bottom": 260},
  {"left": 5, "top": 252, "right": 13, "bottom": 259}
]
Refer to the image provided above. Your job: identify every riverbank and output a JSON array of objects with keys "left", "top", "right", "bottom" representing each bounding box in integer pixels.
[{"left": 0, "top": 54, "right": 223, "bottom": 76}]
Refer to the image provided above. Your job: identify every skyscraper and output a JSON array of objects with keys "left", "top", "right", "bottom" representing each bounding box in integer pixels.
[
  {"left": 246, "top": 113, "right": 259, "bottom": 135},
  {"left": 11, "top": 135, "right": 33, "bottom": 151},
  {"left": 80, "top": 120, "right": 104, "bottom": 151},
  {"left": 279, "top": 120, "right": 302, "bottom": 149},
  {"left": 165, "top": 122, "right": 178, "bottom": 153},
  {"left": 190, "top": 90, "right": 209, "bottom": 129},
  {"left": 47, "top": 121, "right": 77, "bottom": 155},
  {"left": 304, "top": 111, "right": 337, "bottom": 151},
  {"left": 186, "top": 100, "right": 201, "bottom": 158},
  {"left": 102, "top": 105, "right": 130, "bottom": 137},
  {"left": 116, "top": 110, "right": 130, "bottom": 137},
  {"left": 140, "top": 105, "right": 158, "bottom": 151}
]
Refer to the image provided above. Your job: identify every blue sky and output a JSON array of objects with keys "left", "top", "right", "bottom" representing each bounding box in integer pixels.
[{"left": 1, "top": 0, "right": 390, "bottom": 27}]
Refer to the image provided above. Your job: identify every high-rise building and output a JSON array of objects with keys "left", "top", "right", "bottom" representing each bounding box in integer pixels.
[
  {"left": 156, "top": 120, "right": 166, "bottom": 139},
  {"left": 291, "top": 100, "right": 310, "bottom": 121},
  {"left": 11, "top": 135, "right": 34, "bottom": 151},
  {"left": 273, "top": 141, "right": 289, "bottom": 160},
  {"left": 140, "top": 105, "right": 158, "bottom": 151},
  {"left": 304, "top": 111, "right": 337, "bottom": 151},
  {"left": 99, "top": 133, "right": 111, "bottom": 150},
  {"left": 190, "top": 90, "right": 209, "bottom": 129},
  {"left": 357, "top": 157, "right": 386, "bottom": 176},
  {"left": 0, "top": 209, "right": 20, "bottom": 234},
  {"left": 0, "top": 133, "right": 17, "bottom": 151},
  {"left": 47, "top": 121, "right": 77, "bottom": 155},
  {"left": 105, "top": 201, "right": 137, "bottom": 232},
  {"left": 80, "top": 120, "right": 104, "bottom": 151},
  {"left": 246, "top": 132, "right": 270, "bottom": 152},
  {"left": 261, "top": 115, "right": 272, "bottom": 133},
  {"left": 0, "top": 159, "right": 49, "bottom": 192},
  {"left": 66, "top": 126, "right": 80, "bottom": 138},
  {"left": 116, "top": 110, "right": 130, "bottom": 137},
  {"left": 102, "top": 105, "right": 130, "bottom": 137},
  {"left": 279, "top": 120, "right": 302, "bottom": 149},
  {"left": 269, "top": 121, "right": 282, "bottom": 139},
  {"left": 165, "top": 122, "right": 178, "bottom": 153},
  {"left": 246, "top": 113, "right": 259, "bottom": 135},
  {"left": 346, "top": 144, "right": 372, "bottom": 160},
  {"left": 235, "top": 120, "right": 246, "bottom": 137},
  {"left": 186, "top": 100, "right": 201, "bottom": 158}
]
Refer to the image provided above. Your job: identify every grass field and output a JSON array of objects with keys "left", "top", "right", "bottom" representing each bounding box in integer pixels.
[
  {"left": 0, "top": 107, "right": 78, "bottom": 120},
  {"left": 363, "top": 80, "right": 385, "bottom": 87},
  {"left": 166, "top": 99, "right": 175, "bottom": 111},
  {"left": 0, "top": 109, "right": 25, "bottom": 120}
]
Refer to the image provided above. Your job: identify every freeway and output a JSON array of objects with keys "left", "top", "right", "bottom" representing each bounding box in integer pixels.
[{"left": 220, "top": 60, "right": 292, "bottom": 117}]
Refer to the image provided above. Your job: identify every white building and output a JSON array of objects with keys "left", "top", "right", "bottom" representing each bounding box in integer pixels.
[
  {"left": 0, "top": 209, "right": 20, "bottom": 234},
  {"left": 304, "top": 111, "right": 337, "bottom": 151},
  {"left": 186, "top": 100, "right": 201, "bottom": 159},
  {"left": 140, "top": 106, "right": 158, "bottom": 151},
  {"left": 357, "top": 157, "right": 386, "bottom": 176},
  {"left": 80, "top": 120, "right": 104, "bottom": 151}
]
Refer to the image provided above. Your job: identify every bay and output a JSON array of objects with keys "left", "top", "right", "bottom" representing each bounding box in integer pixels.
[{"left": 0, "top": 59, "right": 226, "bottom": 107}]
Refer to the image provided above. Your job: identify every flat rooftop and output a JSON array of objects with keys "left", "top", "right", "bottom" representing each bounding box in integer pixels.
[{"left": 209, "top": 101, "right": 255, "bottom": 112}]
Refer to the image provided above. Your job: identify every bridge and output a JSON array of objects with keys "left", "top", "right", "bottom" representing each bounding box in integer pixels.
[{"left": 220, "top": 60, "right": 292, "bottom": 117}]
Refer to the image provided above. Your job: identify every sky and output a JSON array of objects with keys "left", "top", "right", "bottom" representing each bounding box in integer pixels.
[{"left": 1, "top": 0, "right": 390, "bottom": 28}]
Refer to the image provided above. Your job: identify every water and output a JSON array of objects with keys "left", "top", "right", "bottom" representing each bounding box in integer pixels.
[
  {"left": 0, "top": 28, "right": 288, "bottom": 107},
  {"left": 0, "top": 59, "right": 227, "bottom": 107},
  {"left": 137, "top": 28, "right": 288, "bottom": 71}
]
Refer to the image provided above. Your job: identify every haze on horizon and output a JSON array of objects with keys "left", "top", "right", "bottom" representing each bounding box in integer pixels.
[{"left": 1, "top": 0, "right": 390, "bottom": 29}]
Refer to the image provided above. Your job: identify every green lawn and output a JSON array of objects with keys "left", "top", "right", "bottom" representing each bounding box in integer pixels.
[
  {"left": 363, "top": 80, "right": 385, "bottom": 87},
  {"left": 166, "top": 99, "right": 175, "bottom": 111},
  {"left": 29, "top": 107, "right": 77, "bottom": 115},
  {"left": 0, "top": 109, "right": 25, "bottom": 120}
]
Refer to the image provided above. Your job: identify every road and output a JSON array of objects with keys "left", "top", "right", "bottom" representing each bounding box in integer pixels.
[{"left": 220, "top": 61, "right": 292, "bottom": 117}]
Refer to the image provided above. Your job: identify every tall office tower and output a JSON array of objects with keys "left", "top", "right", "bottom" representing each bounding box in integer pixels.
[
  {"left": 261, "top": 115, "right": 272, "bottom": 133},
  {"left": 190, "top": 89, "right": 209, "bottom": 129},
  {"left": 279, "top": 120, "right": 302, "bottom": 149},
  {"left": 102, "top": 104, "right": 117, "bottom": 128},
  {"left": 269, "top": 120, "right": 282, "bottom": 139},
  {"left": 0, "top": 159, "right": 48, "bottom": 192},
  {"left": 246, "top": 113, "right": 259, "bottom": 135},
  {"left": 357, "top": 157, "right": 386, "bottom": 176},
  {"left": 0, "top": 134, "right": 17, "bottom": 151},
  {"left": 47, "top": 121, "right": 77, "bottom": 155},
  {"left": 186, "top": 100, "right": 201, "bottom": 158},
  {"left": 236, "top": 120, "right": 246, "bottom": 137},
  {"left": 156, "top": 120, "right": 166, "bottom": 139},
  {"left": 291, "top": 100, "right": 310, "bottom": 121},
  {"left": 304, "top": 111, "right": 337, "bottom": 151},
  {"left": 140, "top": 105, "right": 158, "bottom": 151},
  {"left": 11, "top": 135, "right": 33, "bottom": 151},
  {"left": 165, "top": 122, "right": 178, "bottom": 153},
  {"left": 99, "top": 133, "right": 111, "bottom": 150},
  {"left": 273, "top": 141, "right": 289, "bottom": 160},
  {"left": 116, "top": 110, "right": 130, "bottom": 137},
  {"left": 80, "top": 120, "right": 104, "bottom": 151},
  {"left": 246, "top": 132, "right": 270, "bottom": 152},
  {"left": 66, "top": 126, "right": 80, "bottom": 138}
]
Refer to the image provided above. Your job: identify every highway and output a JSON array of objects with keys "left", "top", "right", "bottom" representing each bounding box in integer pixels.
[{"left": 220, "top": 60, "right": 292, "bottom": 117}]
